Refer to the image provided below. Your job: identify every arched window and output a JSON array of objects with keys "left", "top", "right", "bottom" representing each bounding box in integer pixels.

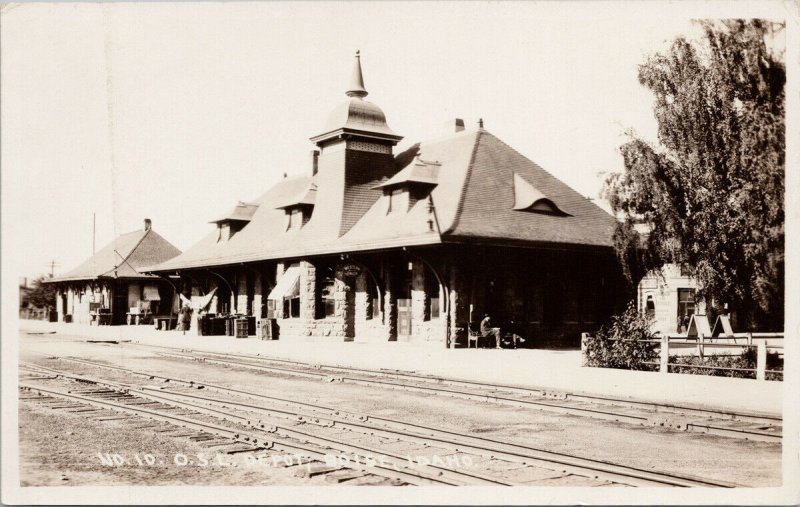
[
  {"left": 424, "top": 267, "right": 440, "bottom": 321},
  {"left": 645, "top": 295, "right": 656, "bottom": 321}
]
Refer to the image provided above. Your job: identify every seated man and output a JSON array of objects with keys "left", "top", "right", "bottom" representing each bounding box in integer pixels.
[{"left": 480, "top": 314, "right": 502, "bottom": 349}]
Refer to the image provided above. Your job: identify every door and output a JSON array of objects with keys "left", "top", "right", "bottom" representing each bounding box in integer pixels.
[
  {"left": 677, "top": 288, "right": 695, "bottom": 332},
  {"left": 397, "top": 298, "right": 412, "bottom": 338},
  {"left": 111, "top": 282, "right": 129, "bottom": 325}
]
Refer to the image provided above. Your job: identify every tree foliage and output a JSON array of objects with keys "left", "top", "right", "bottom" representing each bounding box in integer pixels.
[
  {"left": 604, "top": 20, "right": 785, "bottom": 330},
  {"left": 26, "top": 276, "right": 57, "bottom": 310}
]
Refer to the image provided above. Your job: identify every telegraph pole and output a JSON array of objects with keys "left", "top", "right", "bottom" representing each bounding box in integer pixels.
[{"left": 46, "top": 260, "right": 59, "bottom": 278}]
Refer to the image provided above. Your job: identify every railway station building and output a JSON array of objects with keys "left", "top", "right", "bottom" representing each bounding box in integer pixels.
[
  {"left": 47, "top": 219, "right": 182, "bottom": 326},
  {"left": 146, "top": 52, "right": 629, "bottom": 348}
]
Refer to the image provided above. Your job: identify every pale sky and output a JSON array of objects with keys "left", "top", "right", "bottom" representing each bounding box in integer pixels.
[{"left": 1, "top": 1, "right": 789, "bottom": 280}]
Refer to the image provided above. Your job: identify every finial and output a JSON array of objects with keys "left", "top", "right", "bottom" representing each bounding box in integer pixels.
[
  {"left": 478, "top": 118, "right": 484, "bottom": 129},
  {"left": 346, "top": 50, "right": 368, "bottom": 98}
]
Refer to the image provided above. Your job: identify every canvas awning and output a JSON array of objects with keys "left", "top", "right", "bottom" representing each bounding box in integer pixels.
[
  {"left": 191, "top": 287, "right": 218, "bottom": 311},
  {"left": 143, "top": 285, "right": 161, "bottom": 301},
  {"left": 268, "top": 266, "right": 300, "bottom": 300}
]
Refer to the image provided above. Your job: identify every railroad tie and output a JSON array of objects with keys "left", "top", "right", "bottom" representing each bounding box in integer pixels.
[{"left": 294, "top": 465, "right": 342, "bottom": 478}]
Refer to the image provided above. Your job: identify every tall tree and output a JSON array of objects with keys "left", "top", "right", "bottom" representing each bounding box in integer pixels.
[
  {"left": 604, "top": 20, "right": 784, "bottom": 330},
  {"left": 26, "top": 276, "right": 58, "bottom": 310}
]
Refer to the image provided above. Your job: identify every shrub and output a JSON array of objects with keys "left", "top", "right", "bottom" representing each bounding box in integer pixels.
[
  {"left": 670, "top": 349, "right": 784, "bottom": 380},
  {"left": 583, "top": 302, "right": 658, "bottom": 371}
]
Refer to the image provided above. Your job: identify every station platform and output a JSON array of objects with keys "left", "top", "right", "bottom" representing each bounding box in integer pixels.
[{"left": 18, "top": 320, "right": 783, "bottom": 416}]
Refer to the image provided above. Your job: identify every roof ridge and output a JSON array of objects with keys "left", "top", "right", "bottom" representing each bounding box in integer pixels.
[
  {"left": 442, "top": 130, "right": 482, "bottom": 235},
  {"left": 98, "top": 228, "right": 150, "bottom": 278}
]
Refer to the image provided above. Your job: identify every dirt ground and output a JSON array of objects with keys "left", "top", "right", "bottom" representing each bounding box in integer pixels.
[{"left": 17, "top": 332, "right": 782, "bottom": 487}]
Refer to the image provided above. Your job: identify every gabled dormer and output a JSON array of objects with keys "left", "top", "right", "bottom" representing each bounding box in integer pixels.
[
  {"left": 210, "top": 202, "right": 259, "bottom": 242},
  {"left": 512, "top": 173, "right": 570, "bottom": 216},
  {"left": 276, "top": 183, "right": 316, "bottom": 231},
  {"left": 374, "top": 155, "right": 440, "bottom": 214}
]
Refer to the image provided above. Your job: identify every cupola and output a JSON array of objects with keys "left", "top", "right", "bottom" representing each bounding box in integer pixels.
[{"left": 310, "top": 51, "right": 403, "bottom": 149}]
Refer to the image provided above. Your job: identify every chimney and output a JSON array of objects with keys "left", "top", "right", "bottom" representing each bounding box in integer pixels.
[
  {"left": 311, "top": 150, "right": 320, "bottom": 176},
  {"left": 443, "top": 118, "right": 465, "bottom": 134},
  {"left": 144, "top": 218, "right": 152, "bottom": 231}
]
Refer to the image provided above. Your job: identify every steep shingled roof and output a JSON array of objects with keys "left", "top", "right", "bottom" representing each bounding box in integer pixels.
[
  {"left": 49, "top": 228, "right": 182, "bottom": 282},
  {"left": 145, "top": 128, "right": 615, "bottom": 272},
  {"left": 442, "top": 131, "right": 615, "bottom": 246}
]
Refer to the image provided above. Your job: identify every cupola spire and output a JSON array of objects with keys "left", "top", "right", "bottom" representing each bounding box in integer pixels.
[{"left": 346, "top": 50, "right": 368, "bottom": 98}]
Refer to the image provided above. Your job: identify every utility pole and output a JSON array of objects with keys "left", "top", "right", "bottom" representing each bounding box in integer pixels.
[
  {"left": 46, "top": 260, "right": 59, "bottom": 278},
  {"left": 93, "top": 212, "right": 96, "bottom": 255}
]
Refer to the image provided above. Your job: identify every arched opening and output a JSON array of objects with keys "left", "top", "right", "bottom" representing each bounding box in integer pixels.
[{"left": 645, "top": 294, "right": 656, "bottom": 321}]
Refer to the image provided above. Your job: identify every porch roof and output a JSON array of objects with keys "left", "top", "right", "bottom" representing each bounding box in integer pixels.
[{"left": 49, "top": 228, "right": 182, "bottom": 283}]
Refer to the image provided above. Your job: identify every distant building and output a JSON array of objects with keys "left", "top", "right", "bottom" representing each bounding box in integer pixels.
[
  {"left": 145, "top": 52, "right": 629, "bottom": 347},
  {"left": 637, "top": 264, "right": 701, "bottom": 335},
  {"left": 46, "top": 219, "right": 181, "bottom": 325}
]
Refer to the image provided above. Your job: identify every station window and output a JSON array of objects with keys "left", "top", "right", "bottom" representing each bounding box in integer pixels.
[
  {"left": 283, "top": 296, "right": 300, "bottom": 318},
  {"left": 288, "top": 208, "right": 304, "bottom": 230},
  {"left": 424, "top": 270, "right": 440, "bottom": 321},
  {"left": 387, "top": 188, "right": 406, "bottom": 214},
  {"left": 320, "top": 270, "right": 336, "bottom": 318},
  {"left": 677, "top": 288, "right": 695, "bottom": 321}
]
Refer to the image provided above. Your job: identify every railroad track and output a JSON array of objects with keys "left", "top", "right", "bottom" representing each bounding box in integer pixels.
[
  {"left": 19, "top": 359, "right": 742, "bottom": 487},
  {"left": 122, "top": 343, "right": 781, "bottom": 443}
]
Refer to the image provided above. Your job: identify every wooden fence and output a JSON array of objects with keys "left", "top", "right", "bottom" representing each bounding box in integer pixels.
[{"left": 581, "top": 332, "right": 784, "bottom": 381}]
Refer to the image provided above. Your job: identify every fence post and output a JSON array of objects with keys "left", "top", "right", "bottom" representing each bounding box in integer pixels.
[
  {"left": 660, "top": 335, "right": 669, "bottom": 373},
  {"left": 747, "top": 332, "right": 753, "bottom": 345},
  {"left": 697, "top": 333, "right": 704, "bottom": 359},
  {"left": 581, "top": 332, "right": 589, "bottom": 359},
  {"left": 756, "top": 341, "right": 767, "bottom": 381}
]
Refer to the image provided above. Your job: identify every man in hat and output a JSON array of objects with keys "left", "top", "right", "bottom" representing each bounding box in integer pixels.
[{"left": 480, "top": 314, "right": 502, "bottom": 349}]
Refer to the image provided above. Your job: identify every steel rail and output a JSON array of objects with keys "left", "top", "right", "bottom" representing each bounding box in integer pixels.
[
  {"left": 140, "top": 386, "right": 740, "bottom": 487},
  {"left": 140, "top": 343, "right": 781, "bottom": 424},
  {"left": 31, "top": 355, "right": 783, "bottom": 444},
  {"left": 18, "top": 382, "right": 463, "bottom": 486},
  {"left": 151, "top": 350, "right": 782, "bottom": 440},
  {"left": 19, "top": 364, "right": 510, "bottom": 486},
  {"left": 25, "top": 359, "right": 741, "bottom": 487}
]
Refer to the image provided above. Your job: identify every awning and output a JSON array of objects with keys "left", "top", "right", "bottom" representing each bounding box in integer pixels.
[
  {"left": 143, "top": 285, "right": 161, "bottom": 301},
  {"left": 268, "top": 266, "right": 300, "bottom": 300},
  {"left": 194, "top": 288, "right": 218, "bottom": 311}
]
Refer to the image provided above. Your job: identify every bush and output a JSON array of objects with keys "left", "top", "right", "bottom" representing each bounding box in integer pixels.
[
  {"left": 670, "top": 349, "right": 784, "bottom": 380},
  {"left": 583, "top": 302, "right": 658, "bottom": 371}
]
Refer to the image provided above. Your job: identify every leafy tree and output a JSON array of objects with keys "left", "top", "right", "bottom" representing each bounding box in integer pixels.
[
  {"left": 26, "top": 276, "right": 57, "bottom": 310},
  {"left": 604, "top": 20, "right": 784, "bottom": 330}
]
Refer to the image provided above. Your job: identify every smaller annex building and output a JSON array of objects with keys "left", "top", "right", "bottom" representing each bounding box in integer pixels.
[
  {"left": 638, "top": 264, "right": 701, "bottom": 335},
  {"left": 144, "top": 52, "right": 630, "bottom": 348},
  {"left": 46, "top": 219, "right": 181, "bottom": 325}
]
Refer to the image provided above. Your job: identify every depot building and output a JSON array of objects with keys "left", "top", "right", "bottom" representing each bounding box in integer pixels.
[{"left": 144, "top": 52, "right": 628, "bottom": 348}]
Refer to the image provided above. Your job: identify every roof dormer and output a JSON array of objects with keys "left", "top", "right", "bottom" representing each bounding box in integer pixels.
[
  {"left": 374, "top": 156, "right": 440, "bottom": 214},
  {"left": 276, "top": 183, "right": 316, "bottom": 231},
  {"left": 210, "top": 201, "right": 259, "bottom": 242},
  {"left": 512, "top": 173, "right": 569, "bottom": 216}
]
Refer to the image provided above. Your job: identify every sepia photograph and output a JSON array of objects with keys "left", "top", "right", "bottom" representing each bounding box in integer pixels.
[{"left": 1, "top": 1, "right": 797, "bottom": 505}]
